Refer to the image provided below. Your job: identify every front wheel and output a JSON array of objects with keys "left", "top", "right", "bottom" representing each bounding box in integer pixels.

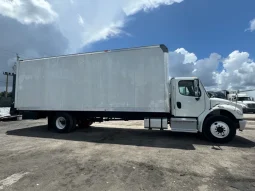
[{"left": 203, "top": 116, "right": 236, "bottom": 143}]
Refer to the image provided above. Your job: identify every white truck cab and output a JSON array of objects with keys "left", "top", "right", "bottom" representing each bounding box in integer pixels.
[
  {"left": 227, "top": 93, "right": 255, "bottom": 113},
  {"left": 168, "top": 77, "right": 246, "bottom": 143}
]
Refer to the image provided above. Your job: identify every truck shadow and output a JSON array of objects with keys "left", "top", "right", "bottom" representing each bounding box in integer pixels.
[{"left": 6, "top": 125, "right": 255, "bottom": 150}]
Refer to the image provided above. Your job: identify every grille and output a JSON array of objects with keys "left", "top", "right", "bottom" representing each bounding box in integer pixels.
[{"left": 247, "top": 104, "right": 255, "bottom": 108}]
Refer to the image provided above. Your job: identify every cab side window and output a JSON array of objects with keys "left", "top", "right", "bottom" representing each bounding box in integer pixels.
[{"left": 178, "top": 80, "right": 201, "bottom": 97}]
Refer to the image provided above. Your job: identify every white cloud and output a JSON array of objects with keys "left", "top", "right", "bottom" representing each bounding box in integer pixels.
[
  {"left": 169, "top": 48, "right": 255, "bottom": 91},
  {"left": 0, "top": 0, "right": 183, "bottom": 52},
  {"left": 194, "top": 53, "right": 221, "bottom": 87},
  {"left": 215, "top": 50, "right": 255, "bottom": 90},
  {"left": 247, "top": 18, "right": 255, "bottom": 32},
  {"left": 83, "top": 21, "right": 126, "bottom": 45},
  {"left": 0, "top": 15, "right": 68, "bottom": 90},
  {"left": 169, "top": 48, "right": 221, "bottom": 87},
  {"left": 48, "top": 0, "right": 183, "bottom": 51},
  {"left": 78, "top": 14, "right": 84, "bottom": 26},
  {"left": 175, "top": 48, "right": 197, "bottom": 64},
  {"left": 123, "top": 0, "right": 183, "bottom": 15},
  {"left": 0, "top": 0, "right": 58, "bottom": 24},
  {"left": 169, "top": 50, "right": 195, "bottom": 77}
]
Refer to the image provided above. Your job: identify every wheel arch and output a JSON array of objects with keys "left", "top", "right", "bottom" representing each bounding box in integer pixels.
[{"left": 199, "top": 109, "right": 238, "bottom": 132}]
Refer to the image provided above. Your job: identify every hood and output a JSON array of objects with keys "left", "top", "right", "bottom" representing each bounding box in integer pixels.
[
  {"left": 210, "top": 98, "right": 244, "bottom": 109},
  {"left": 238, "top": 101, "right": 255, "bottom": 104}
]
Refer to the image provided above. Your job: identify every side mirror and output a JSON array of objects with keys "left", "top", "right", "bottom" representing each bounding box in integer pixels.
[
  {"left": 194, "top": 79, "right": 200, "bottom": 97},
  {"left": 194, "top": 79, "right": 199, "bottom": 87}
]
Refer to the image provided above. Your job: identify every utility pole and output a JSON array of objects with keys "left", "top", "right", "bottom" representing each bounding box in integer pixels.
[
  {"left": 3, "top": 54, "right": 17, "bottom": 98},
  {"left": 3, "top": 72, "right": 14, "bottom": 98},
  {"left": 6, "top": 73, "right": 8, "bottom": 97},
  {"left": 12, "top": 54, "right": 19, "bottom": 102}
]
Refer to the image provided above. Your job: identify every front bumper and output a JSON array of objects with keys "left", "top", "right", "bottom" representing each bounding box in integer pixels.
[
  {"left": 243, "top": 108, "right": 255, "bottom": 113},
  {"left": 239, "top": 120, "right": 247, "bottom": 131}
]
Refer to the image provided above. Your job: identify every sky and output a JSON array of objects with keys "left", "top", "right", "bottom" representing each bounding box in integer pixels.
[{"left": 0, "top": 0, "right": 255, "bottom": 96}]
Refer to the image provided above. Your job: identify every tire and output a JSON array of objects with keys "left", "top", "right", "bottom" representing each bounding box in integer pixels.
[
  {"left": 202, "top": 116, "right": 236, "bottom": 143},
  {"left": 78, "top": 119, "right": 93, "bottom": 128},
  {"left": 50, "top": 112, "right": 76, "bottom": 133}
]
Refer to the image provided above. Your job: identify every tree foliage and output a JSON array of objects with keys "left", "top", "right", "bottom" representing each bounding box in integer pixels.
[{"left": 0, "top": 92, "right": 12, "bottom": 98}]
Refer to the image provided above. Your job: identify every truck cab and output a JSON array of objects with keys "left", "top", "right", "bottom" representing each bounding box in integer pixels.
[
  {"left": 168, "top": 77, "right": 246, "bottom": 143},
  {"left": 228, "top": 93, "right": 255, "bottom": 113}
]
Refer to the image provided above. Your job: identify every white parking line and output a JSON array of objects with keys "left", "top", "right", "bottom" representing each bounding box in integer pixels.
[{"left": 0, "top": 172, "right": 29, "bottom": 190}]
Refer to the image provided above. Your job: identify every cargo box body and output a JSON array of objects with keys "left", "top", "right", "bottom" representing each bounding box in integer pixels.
[{"left": 15, "top": 45, "right": 169, "bottom": 114}]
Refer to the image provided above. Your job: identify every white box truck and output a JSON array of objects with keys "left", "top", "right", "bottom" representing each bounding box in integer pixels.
[{"left": 13, "top": 45, "right": 246, "bottom": 143}]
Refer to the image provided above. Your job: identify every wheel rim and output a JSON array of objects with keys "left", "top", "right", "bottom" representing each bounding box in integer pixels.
[
  {"left": 56, "top": 117, "right": 67, "bottom": 130},
  {"left": 210, "top": 121, "right": 230, "bottom": 138}
]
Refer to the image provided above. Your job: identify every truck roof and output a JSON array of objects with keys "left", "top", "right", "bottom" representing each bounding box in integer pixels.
[
  {"left": 173, "top": 77, "right": 198, "bottom": 80},
  {"left": 20, "top": 44, "right": 168, "bottom": 62}
]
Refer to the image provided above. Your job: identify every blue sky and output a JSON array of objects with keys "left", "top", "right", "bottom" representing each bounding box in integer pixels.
[{"left": 85, "top": 0, "right": 255, "bottom": 60}]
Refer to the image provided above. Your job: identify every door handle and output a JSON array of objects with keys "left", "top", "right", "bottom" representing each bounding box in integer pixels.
[
  {"left": 177, "top": 102, "right": 181, "bottom": 109},
  {"left": 195, "top": 97, "right": 200, "bottom": 101}
]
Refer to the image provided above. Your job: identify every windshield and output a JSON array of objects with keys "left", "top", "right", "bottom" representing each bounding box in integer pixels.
[
  {"left": 207, "top": 91, "right": 226, "bottom": 99},
  {"left": 237, "top": 97, "right": 251, "bottom": 101}
]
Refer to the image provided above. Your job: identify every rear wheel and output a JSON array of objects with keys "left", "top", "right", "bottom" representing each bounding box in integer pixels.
[
  {"left": 50, "top": 112, "right": 76, "bottom": 133},
  {"left": 203, "top": 116, "right": 236, "bottom": 143}
]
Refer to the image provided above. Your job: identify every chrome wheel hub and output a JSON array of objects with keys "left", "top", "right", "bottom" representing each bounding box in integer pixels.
[
  {"left": 56, "top": 117, "right": 67, "bottom": 130},
  {"left": 210, "top": 121, "right": 230, "bottom": 138}
]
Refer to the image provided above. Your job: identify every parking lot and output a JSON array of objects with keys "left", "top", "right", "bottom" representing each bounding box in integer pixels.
[{"left": 0, "top": 118, "right": 255, "bottom": 191}]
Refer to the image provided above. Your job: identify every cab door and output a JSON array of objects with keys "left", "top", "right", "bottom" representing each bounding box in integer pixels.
[{"left": 174, "top": 79, "right": 205, "bottom": 117}]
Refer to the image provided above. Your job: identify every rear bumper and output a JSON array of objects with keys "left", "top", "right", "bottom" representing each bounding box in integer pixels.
[
  {"left": 243, "top": 108, "right": 255, "bottom": 113},
  {"left": 239, "top": 120, "right": 246, "bottom": 131}
]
